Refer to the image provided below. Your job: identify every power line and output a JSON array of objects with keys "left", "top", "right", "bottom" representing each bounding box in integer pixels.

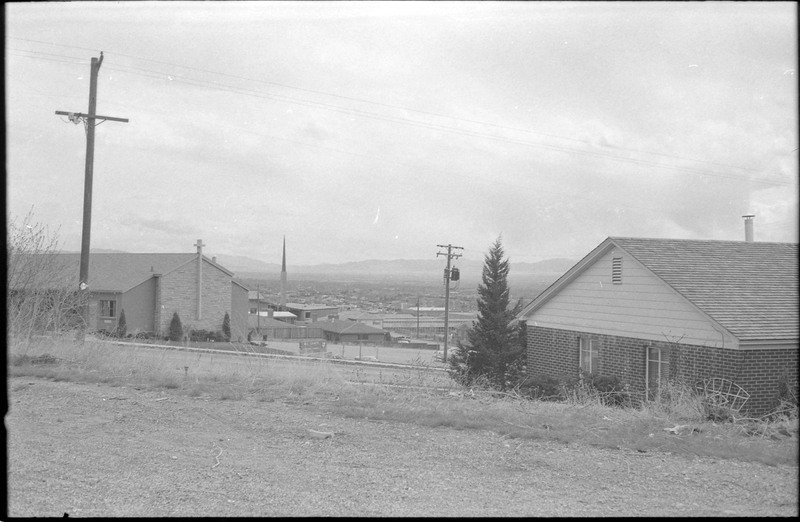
[{"left": 9, "top": 37, "right": 789, "bottom": 188}]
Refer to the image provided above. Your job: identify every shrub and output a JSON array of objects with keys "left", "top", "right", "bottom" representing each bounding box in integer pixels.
[
  {"left": 189, "top": 329, "right": 226, "bottom": 342},
  {"left": 222, "top": 312, "right": 231, "bottom": 342},
  {"left": 168, "top": 312, "right": 183, "bottom": 342},
  {"left": 116, "top": 309, "right": 127, "bottom": 338},
  {"left": 582, "top": 373, "right": 632, "bottom": 407},
  {"left": 516, "top": 374, "right": 562, "bottom": 400}
]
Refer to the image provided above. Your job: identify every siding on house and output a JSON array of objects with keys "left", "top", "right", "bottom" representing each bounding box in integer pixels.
[{"left": 528, "top": 248, "right": 737, "bottom": 348}]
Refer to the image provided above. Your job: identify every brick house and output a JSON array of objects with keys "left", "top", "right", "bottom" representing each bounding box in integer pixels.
[
  {"left": 48, "top": 241, "right": 249, "bottom": 341},
  {"left": 517, "top": 237, "right": 798, "bottom": 415}
]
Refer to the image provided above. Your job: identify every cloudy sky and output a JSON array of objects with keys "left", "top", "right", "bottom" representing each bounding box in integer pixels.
[{"left": 6, "top": 1, "right": 798, "bottom": 266}]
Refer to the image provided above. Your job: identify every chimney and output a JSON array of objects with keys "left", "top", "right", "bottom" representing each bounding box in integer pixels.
[
  {"left": 212, "top": 256, "right": 217, "bottom": 264},
  {"left": 194, "top": 239, "right": 205, "bottom": 320},
  {"left": 742, "top": 215, "right": 755, "bottom": 242}
]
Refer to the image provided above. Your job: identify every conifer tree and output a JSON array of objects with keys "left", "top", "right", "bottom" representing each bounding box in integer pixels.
[
  {"left": 116, "top": 309, "right": 127, "bottom": 338},
  {"left": 222, "top": 312, "right": 231, "bottom": 342},
  {"left": 450, "top": 236, "right": 524, "bottom": 390},
  {"left": 168, "top": 312, "right": 183, "bottom": 342}
]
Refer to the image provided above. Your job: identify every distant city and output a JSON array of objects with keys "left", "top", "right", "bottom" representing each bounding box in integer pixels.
[{"left": 233, "top": 257, "right": 575, "bottom": 314}]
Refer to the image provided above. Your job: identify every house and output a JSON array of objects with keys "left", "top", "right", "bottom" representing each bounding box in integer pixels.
[
  {"left": 517, "top": 236, "right": 798, "bottom": 415},
  {"left": 247, "top": 314, "right": 322, "bottom": 342},
  {"left": 248, "top": 290, "right": 270, "bottom": 314},
  {"left": 41, "top": 241, "right": 249, "bottom": 341},
  {"left": 318, "top": 319, "right": 387, "bottom": 344},
  {"left": 284, "top": 303, "right": 339, "bottom": 323}
]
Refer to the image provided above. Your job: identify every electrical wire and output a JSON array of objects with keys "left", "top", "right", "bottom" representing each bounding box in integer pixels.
[{"left": 8, "top": 37, "right": 792, "bottom": 189}]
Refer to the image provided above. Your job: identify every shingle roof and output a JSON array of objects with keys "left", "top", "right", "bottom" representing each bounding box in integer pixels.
[
  {"left": 318, "top": 319, "right": 386, "bottom": 335},
  {"left": 247, "top": 315, "right": 301, "bottom": 329},
  {"left": 47, "top": 253, "right": 198, "bottom": 292},
  {"left": 610, "top": 238, "right": 798, "bottom": 342}
]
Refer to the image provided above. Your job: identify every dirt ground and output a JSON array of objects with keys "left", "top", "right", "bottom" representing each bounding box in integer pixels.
[{"left": 6, "top": 377, "right": 798, "bottom": 517}]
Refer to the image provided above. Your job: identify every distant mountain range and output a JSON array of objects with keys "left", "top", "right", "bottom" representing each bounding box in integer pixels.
[
  {"left": 76, "top": 249, "right": 576, "bottom": 281},
  {"left": 216, "top": 255, "right": 577, "bottom": 281}
]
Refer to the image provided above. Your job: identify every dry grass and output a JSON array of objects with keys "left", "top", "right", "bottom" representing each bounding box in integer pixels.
[{"left": 8, "top": 335, "right": 797, "bottom": 467}]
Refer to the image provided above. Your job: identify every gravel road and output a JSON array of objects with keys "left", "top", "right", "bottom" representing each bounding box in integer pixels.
[{"left": 6, "top": 377, "right": 798, "bottom": 517}]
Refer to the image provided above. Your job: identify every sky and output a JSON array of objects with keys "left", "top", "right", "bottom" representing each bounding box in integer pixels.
[{"left": 6, "top": 1, "right": 798, "bottom": 266}]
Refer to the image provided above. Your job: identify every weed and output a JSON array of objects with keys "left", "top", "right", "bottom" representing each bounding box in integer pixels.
[{"left": 7, "top": 335, "right": 797, "bottom": 467}]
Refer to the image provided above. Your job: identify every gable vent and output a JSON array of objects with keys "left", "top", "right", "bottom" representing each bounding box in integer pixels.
[{"left": 612, "top": 257, "right": 623, "bottom": 284}]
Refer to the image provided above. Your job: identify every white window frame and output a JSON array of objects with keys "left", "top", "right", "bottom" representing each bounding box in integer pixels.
[
  {"left": 645, "top": 345, "right": 668, "bottom": 399},
  {"left": 579, "top": 337, "right": 598, "bottom": 374}
]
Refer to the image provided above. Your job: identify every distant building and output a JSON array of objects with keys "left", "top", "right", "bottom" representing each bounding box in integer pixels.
[
  {"left": 247, "top": 315, "right": 322, "bottom": 342},
  {"left": 336, "top": 309, "right": 476, "bottom": 341},
  {"left": 318, "top": 319, "right": 386, "bottom": 344},
  {"left": 284, "top": 303, "right": 339, "bottom": 323}
]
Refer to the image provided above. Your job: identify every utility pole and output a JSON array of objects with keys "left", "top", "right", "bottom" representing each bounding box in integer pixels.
[
  {"left": 436, "top": 243, "right": 463, "bottom": 362},
  {"left": 55, "top": 52, "right": 128, "bottom": 343},
  {"left": 416, "top": 296, "right": 420, "bottom": 338}
]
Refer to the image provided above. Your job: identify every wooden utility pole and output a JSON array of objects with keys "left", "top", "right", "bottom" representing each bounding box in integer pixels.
[
  {"left": 55, "top": 52, "right": 128, "bottom": 343},
  {"left": 416, "top": 296, "right": 420, "bottom": 338},
  {"left": 436, "top": 243, "right": 463, "bottom": 362}
]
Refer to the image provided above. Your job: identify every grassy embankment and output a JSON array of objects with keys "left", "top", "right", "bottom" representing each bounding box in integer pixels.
[{"left": 8, "top": 335, "right": 797, "bottom": 467}]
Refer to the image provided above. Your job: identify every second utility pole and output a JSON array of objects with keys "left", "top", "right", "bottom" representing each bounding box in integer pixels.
[{"left": 437, "top": 243, "right": 462, "bottom": 362}]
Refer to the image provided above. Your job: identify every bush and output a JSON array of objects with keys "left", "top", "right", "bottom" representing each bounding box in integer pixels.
[
  {"left": 115, "top": 309, "right": 127, "bottom": 338},
  {"left": 168, "top": 312, "right": 183, "bottom": 342},
  {"left": 189, "top": 329, "right": 226, "bottom": 342},
  {"left": 516, "top": 374, "right": 562, "bottom": 400},
  {"left": 514, "top": 372, "right": 633, "bottom": 408},
  {"left": 222, "top": 312, "right": 231, "bottom": 342},
  {"left": 582, "top": 373, "right": 632, "bottom": 407}
]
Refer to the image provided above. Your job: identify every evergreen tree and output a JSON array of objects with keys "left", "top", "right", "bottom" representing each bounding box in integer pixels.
[
  {"left": 168, "top": 312, "right": 183, "bottom": 342},
  {"left": 450, "top": 236, "right": 524, "bottom": 390},
  {"left": 116, "top": 309, "right": 127, "bottom": 338},
  {"left": 222, "top": 312, "right": 231, "bottom": 342}
]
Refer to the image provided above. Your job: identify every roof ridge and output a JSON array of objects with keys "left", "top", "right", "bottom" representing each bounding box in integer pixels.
[{"left": 610, "top": 236, "right": 798, "bottom": 246}]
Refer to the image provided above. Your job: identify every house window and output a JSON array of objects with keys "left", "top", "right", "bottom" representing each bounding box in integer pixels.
[
  {"left": 99, "top": 299, "right": 116, "bottom": 318},
  {"left": 612, "top": 257, "right": 623, "bottom": 284},
  {"left": 646, "top": 345, "right": 669, "bottom": 399},
  {"left": 579, "top": 337, "right": 599, "bottom": 373},
  {"left": 357, "top": 334, "right": 368, "bottom": 341}
]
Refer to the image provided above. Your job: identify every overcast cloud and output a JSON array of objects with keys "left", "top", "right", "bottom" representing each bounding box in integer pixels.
[{"left": 6, "top": 1, "right": 798, "bottom": 265}]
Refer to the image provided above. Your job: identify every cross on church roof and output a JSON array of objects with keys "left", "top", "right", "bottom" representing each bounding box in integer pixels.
[{"left": 195, "top": 239, "right": 205, "bottom": 254}]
